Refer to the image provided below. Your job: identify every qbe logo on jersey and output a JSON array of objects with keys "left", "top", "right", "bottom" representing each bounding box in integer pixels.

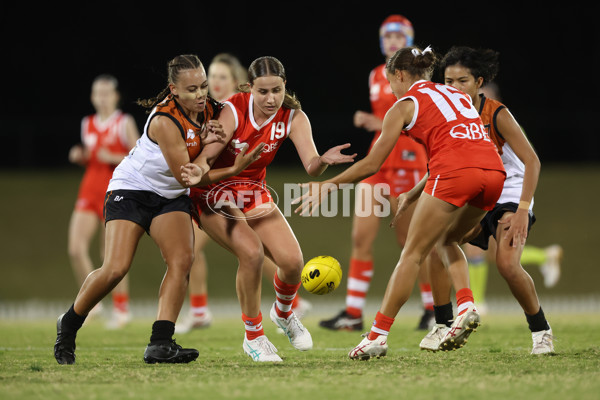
[{"left": 206, "top": 180, "right": 279, "bottom": 220}]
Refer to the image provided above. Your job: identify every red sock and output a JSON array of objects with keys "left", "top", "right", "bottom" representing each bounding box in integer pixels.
[
  {"left": 456, "top": 288, "right": 475, "bottom": 316},
  {"left": 420, "top": 283, "right": 434, "bottom": 311},
  {"left": 273, "top": 274, "right": 301, "bottom": 318},
  {"left": 242, "top": 312, "right": 264, "bottom": 340},
  {"left": 112, "top": 293, "right": 129, "bottom": 313},
  {"left": 346, "top": 258, "right": 374, "bottom": 318},
  {"left": 190, "top": 294, "right": 208, "bottom": 316},
  {"left": 367, "top": 311, "right": 395, "bottom": 340}
]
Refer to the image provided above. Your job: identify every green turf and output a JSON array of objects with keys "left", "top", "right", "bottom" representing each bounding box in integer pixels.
[
  {"left": 1, "top": 313, "right": 599, "bottom": 400},
  {"left": 0, "top": 163, "right": 598, "bottom": 303}
]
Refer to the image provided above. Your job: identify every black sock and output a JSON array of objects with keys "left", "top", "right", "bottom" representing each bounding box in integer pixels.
[
  {"left": 150, "top": 320, "right": 175, "bottom": 343},
  {"left": 61, "top": 304, "right": 86, "bottom": 333},
  {"left": 525, "top": 306, "right": 550, "bottom": 332},
  {"left": 433, "top": 303, "right": 454, "bottom": 327}
]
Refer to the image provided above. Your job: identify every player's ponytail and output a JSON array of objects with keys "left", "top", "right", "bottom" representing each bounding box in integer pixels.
[
  {"left": 245, "top": 56, "right": 301, "bottom": 110},
  {"left": 386, "top": 45, "right": 437, "bottom": 80},
  {"left": 137, "top": 54, "right": 204, "bottom": 112}
]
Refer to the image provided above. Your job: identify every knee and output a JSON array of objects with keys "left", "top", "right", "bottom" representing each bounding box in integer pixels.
[
  {"left": 496, "top": 256, "right": 519, "bottom": 281},
  {"left": 277, "top": 251, "right": 304, "bottom": 274},
  {"left": 165, "top": 251, "right": 195, "bottom": 275},
  {"left": 238, "top": 244, "right": 264, "bottom": 271},
  {"left": 100, "top": 264, "right": 128, "bottom": 287},
  {"left": 67, "top": 241, "right": 88, "bottom": 261}
]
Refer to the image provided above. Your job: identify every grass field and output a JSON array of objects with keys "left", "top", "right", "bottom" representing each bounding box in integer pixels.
[
  {"left": 1, "top": 313, "right": 599, "bottom": 400},
  {"left": 1, "top": 163, "right": 599, "bottom": 304}
]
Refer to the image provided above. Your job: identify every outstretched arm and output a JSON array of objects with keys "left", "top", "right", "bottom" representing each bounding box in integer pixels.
[
  {"left": 288, "top": 110, "right": 357, "bottom": 177},
  {"left": 294, "top": 100, "right": 414, "bottom": 215}
]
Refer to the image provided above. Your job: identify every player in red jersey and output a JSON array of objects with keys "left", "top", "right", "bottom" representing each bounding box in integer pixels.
[
  {"left": 55, "top": 55, "right": 224, "bottom": 365},
  {"left": 67, "top": 74, "right": 139, "bottom": 328},
  {"left": 176, "top": 54, "right": 312, "bottom": 334},
  {"left": 418, "top": 46, "right": 554, "bottom": 354},
  {"left": 320, "top": 14, "right": 435, "bottom": 333},
  {"left": 294, "top": 46, "right": 505, "bottom": 360},
  {"left": 181, "top": 56, "right": 356, "bottom": 362}
]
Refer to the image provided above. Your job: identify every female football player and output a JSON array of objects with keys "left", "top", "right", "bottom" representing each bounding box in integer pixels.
[
  {"left": 419, "top": 46, "right": 554, "bottom": 355},
  {"left": 294, "top": 46, "right": 506, "bottom": 360},
  {"left": 68, "top": 74, "right": 139, "bottom": 329},
  {"left": 180, "top": 56, "right": 356, "bottom": 361},
  {"left": 55, "top": 54, "right": 227, "bottom": 365}
]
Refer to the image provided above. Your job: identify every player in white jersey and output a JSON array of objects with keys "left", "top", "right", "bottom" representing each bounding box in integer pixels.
[{"left": 55, "top": 54, "right": 225, "bottom": 365}]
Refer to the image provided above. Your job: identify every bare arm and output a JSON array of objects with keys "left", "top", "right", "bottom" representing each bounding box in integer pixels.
[
  {"left": 294, "top": 100, "right": 414, "bottom": 215},
  {"left": 496, "top": 107, "right": 540, "bottom": 246},
  {"left": 149, "top": 115, "right": 192, "bottom": 187},
  {"left": 181, "top": 105, "right": 264, "bottom": 187},
  {"left": 288, "top": 110, "right": 357, "bottom": 177}
]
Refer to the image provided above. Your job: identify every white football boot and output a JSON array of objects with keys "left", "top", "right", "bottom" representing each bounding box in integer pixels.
[
  {"left": 531, "top": 327, "right": 555, "bottom": 354},
  {"left": 419, "top": 324, "right": 450, "bottom": 352},
  {"left": 270, "top": 303, "right": 313, "bottom": 351},
  {"left": 438, "top": 304, "right": 480, "bottom": 351},
  {"left": 175, "top": 309, "right": 213, "bottom": 334},
  {"left": 243, "top": 335, "right": 283, "bottom": 362},
  {"left": 348, "top": 333, "right": 388, "bottom": 360},
  {"left": 105, "top": 309, "right": 132, "bottom": 330},
  {"left": 540, "top": 245, "right": 563, "bottom": 288}
]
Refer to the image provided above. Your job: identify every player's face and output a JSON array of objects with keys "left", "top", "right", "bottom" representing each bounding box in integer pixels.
[
  {"left": 382, "top": 31, "right": 408, "bottom": 59},
  {"left": 208, "top": 62, "right": 237, "bottom": 102},
  {"left": 91, "top": 80, "right": 119, "bottom": 115},
  {"left": 444, "top": 65, "right": 480, "bottom": 100},
  {"left": 171, "top": 67, "right": 209, "bottom": 114},
  {"left": 250, "top": 76, "right": 285, "bottom": 117}
]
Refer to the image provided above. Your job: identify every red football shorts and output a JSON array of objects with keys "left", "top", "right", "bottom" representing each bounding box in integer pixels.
[
  {"left": 361, "top": 167, "right": 427, "bottom": 197},
  {"left": 424, "top": 168, "right": 505, "bottom": 211},
  {"left": 190, "top": 180, "right": 273, "bottom": 219}
]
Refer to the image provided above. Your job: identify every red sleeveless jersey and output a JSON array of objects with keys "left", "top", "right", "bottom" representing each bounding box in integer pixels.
[
  {"left": 211, "top": 92, "right": 295, "bottom": 182},
  {"left": 399, "top": 81, "right": 504, "bottom": 176},
  {"left": 76, "top": 110, "right": 132, "bottom": 216},
  {"left": 79, "top": 111, "right": 130, "bottom": 194},
  {"left": 368, "top": 64, "right": 427, "bottom": 170}
]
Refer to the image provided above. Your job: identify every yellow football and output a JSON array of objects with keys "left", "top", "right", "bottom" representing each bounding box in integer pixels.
[{"left": 301, "top": 256, "right": 342, "bottom": 295}]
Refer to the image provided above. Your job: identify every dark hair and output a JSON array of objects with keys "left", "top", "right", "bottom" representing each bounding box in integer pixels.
[
  {"left": 386, "top": 46, "right": 437, "bottom": 80},
  {"left": 137, "top": 54, "right": 204, "bottom": 110},
  {"left": 243, "top": 56, "right": 301, "bottom": 110},
  {"left": 439, "top": 46, "right": 499, "bottom": 85}
]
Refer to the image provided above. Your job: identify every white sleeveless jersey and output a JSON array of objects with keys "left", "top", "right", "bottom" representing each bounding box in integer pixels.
[
  {"left": 496, "top": 141, "right": 533, "bottom": 210},
  {"left": 107, "top": 107, "right": 189, "bottom": 199}
]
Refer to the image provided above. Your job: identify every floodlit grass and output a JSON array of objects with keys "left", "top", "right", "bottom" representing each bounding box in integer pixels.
[{"left": 1, "top": 313, "right": 599, "bottom": 400}]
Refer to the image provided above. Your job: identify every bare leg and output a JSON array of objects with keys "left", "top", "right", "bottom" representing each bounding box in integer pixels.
[
  {"left": 150, "top": 211, "right": 195, "bottom": 323},
  {"left": 495, "top": 212, "right": 540, "bottom": 315},
  {"left": 68, "top": 210, "right": 100, "bottom": 286},
  {"left": 199, "top": 205, "right": 264, "bottom": 317},
  {"left": 379, "top": 194, "right": 460, "bottom": 317},
  {"left": 73, "top": 220, "right": 144, "bottom": 316}
]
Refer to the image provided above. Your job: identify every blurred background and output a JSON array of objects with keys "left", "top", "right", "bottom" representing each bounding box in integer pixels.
[{"left": 1, "top": 3, "right": 598, "bottom": 316}]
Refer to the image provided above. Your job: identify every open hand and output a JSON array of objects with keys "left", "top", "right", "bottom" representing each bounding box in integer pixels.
[
  {"left": 180, "top": 163, "right": 205, "bottom": 187},
  {"left": 233, "top": 143, "right": 266, "bottom": 174},
  {"left": 292, "top": 181, "right": 338, "bottom": 216},
  {"left": 320, "top": 143, "right": 357, "bottom": 166}
]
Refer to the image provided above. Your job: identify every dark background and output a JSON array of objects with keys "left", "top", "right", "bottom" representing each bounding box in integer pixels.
[{"left": 1, "top": 3, "right": 597, "bottom": 167}]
